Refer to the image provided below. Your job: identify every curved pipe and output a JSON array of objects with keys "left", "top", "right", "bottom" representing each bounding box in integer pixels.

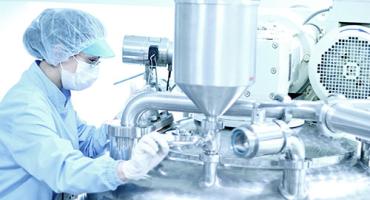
[
  {"left": 120, "top": 92, "right": 320, "bottom": 127},
  {"left": 230, "top": 121, "right": 306, "bottom": 199},
  {"left": 285, "top": 136, "right": 305, "bottom": 161},
  {"left": 325, "top": 103, "right": 370, "bottom": 140},
  {"left": 121, "top": 92, "right": 199, "bottom": 126},
  {"left": 280, "top": 135, "right": 307, "bottom": 200}
]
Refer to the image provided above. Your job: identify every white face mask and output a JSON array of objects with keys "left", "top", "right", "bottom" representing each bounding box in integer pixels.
[{"left": 60, "top": 56, "right": 100, "bottom": 91}]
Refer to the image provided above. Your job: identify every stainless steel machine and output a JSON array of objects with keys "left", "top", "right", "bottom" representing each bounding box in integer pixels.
[{"left": 89, "top": 0, "right": 370, "bottom": 199}]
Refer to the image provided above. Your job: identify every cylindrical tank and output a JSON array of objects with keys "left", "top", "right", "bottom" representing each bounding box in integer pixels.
[
  {"left": 174, "top": 0, "right": 259, "bottom": 117},
  {"left": 122, "top": 35, "right": 173, "bottom": 67}
]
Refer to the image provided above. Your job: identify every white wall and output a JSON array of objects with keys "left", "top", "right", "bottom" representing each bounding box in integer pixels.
[{"left": 0, "top": 1, "right": 174, "bottom": 126}]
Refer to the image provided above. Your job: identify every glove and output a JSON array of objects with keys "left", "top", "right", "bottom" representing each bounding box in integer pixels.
[{"left": 117, "top": 132, "right": 169, "bottom": 181}]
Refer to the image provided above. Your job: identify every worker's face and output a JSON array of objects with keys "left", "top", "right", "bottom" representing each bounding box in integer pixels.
[{"left": 59, "top": 52, "right": 100, "bottom": 73}]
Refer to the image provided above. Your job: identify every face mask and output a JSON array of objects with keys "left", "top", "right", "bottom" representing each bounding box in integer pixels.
[{"left": 60, "top": 56, "right": 100, "bottom": 91}]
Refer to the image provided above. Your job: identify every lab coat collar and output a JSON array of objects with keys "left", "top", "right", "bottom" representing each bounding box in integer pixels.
[{"left": 29, "top": 61, "right": 71, "bottom": 113}]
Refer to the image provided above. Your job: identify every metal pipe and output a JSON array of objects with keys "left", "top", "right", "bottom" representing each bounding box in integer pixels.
[
  {"left": 198, "top": 117, "right": 223, "bottom": 188},
  {"left": 359, "top": 140, "right": 370, "bottom": 167},
  {"left": 120, "top": 92, "right": 320, "bottom": 127},
  {"left": 231, "top": 121, "right": 287, "bottom": 158},
  {"left": 120, "top": 86, "right": 370, "bottom": 138},
  {"left": 122, "top": 35, "right": 172, "bottom": 67},
  {"left": 285, "top": 136, "right": 305, "bottom": 160},
  {"left": 346, "top": 99, "right": 370, "bottom": 107},
  {"left": 231, "top": 121, "right": 307, "bottom": 199},
  {"left": 279, "top": 136, "right": 307, "bottom": 200},
  {"left": 199, "top": 154, "right": 220, "bottom": 188},
  {"left": 121, "top": 92, "right": 199, "bottom": 127},
  {"left": 324, "top": 103, "right": 370, "bottom": 140}
]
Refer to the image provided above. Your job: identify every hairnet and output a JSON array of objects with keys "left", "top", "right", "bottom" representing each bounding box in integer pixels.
[{"left": 23, "top": 8, "right": 106, "bottom": 66}]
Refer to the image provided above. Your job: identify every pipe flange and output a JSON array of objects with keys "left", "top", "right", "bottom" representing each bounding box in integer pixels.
[
  {"left": 231, "top": 126, "right": 258, "bottom": 158},
  {"left": 318, "top": 96, "right": 348, "bottom": 138},
  {"left": 201, "top": 118, "right": 224, "bottom": 131},
  {"left": 108, "top": 125, "right": 137, "bottom": 139}
]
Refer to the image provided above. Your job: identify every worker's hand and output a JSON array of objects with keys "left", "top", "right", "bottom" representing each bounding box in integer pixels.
[{"left": 117, "top": 132, "right": 169, "bottom": 181}]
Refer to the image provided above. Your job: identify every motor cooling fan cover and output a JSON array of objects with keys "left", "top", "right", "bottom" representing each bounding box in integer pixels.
[{"left": 309, "top": 25, "right": 370, "bottom": 99}]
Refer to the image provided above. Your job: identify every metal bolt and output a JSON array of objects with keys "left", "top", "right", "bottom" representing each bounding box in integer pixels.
[
  {"left": 303, "top": 54, "right": 310, "bottom": 62},
  {"left": 244, "top": 90, "right": 251, "bottom": 97},
  {"left": 272, "top": 42, "right": 279, "bottom": 49},
  {"left": 271, "top": 67, "right": 277, "bottom": 74},
  {"left": 150, "top": 115, "right": 158, "bottom": 122}
]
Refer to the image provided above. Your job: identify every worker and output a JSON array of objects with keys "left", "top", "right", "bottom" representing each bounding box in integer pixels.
[{"left": 0, "top": 8, "right": 169, "bottom": 200}]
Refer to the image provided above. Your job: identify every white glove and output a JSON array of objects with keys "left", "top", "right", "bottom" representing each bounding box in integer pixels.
[{"left": 118, "top": 132, "right": 169, "bottom": 181}]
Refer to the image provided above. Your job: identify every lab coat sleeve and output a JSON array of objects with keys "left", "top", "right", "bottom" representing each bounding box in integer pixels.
[
  {"left": 1, "top": 95, "right": 125, "bottom": 194},
  {"left": 76, "top": 114, "right": 109, "bottom": 158}
]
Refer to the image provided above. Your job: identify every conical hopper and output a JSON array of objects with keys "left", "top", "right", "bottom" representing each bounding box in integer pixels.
[
  {"left": 174, "top": 0, "right": 259, "bottom": 117},
  {"left": 178, "top": 84, "right": 247, "bottom": 117}
]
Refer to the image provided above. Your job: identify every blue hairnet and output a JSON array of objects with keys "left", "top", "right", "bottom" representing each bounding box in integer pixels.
[{"left": 23, "top": 8, "right": 106, "bottom": 66}]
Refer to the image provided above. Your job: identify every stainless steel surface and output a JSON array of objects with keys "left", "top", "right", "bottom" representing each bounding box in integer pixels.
[
  {"left": 198, "top": 118, "right": 223, "bottom": 187},
  {"left": 360, "top": 140, "right": 370, "bottom": 167},
  {"left": 325, "top": 103, "right": 370, "bottom": 140},
  {"left": 280, "top": 166, "right": 307, "bottom": 200},
  {"left": 280, "top": 136, "right": 306, "bottom": 200},
  {"left": 174, "top": 0, "right": 259, "bottom": 117},
  {"left": 87, "top": 123, "right": 361, "bottom": 200},
  {"left": 109, "top": 112, "right": 173, "bottom": 160},
  {"left": 178, "top": 86, "right": 248, "bottom": 118},
  {"left": 231, "top": 120, "right": 307, "bottom": 199},
  {"left": 200, "top": 118, "right": 223, "bottom": 153},
  {"left": 285, "top": 136, "right": 305, "bottom": 161},
  {"left": 167, "top": 122, "right": 357, "bottom": 169},
  {"left": 87, "top": 163, "right": 370, "bottom": 200},
  {"left": 120, "top": 92, "right": 199, "bottom": 127},
  {"left": 108, "top": 124, "right": 136, "bottom": 160},
  {"left": 199, "top": 154, "right": 220, "bottom": 188},
  {"left": 231, "top": 121, "right": 286, "bottom": 158},
  {"left": 122, "top": 35, "right": 173, "bottom": 67},
  {"left": 119, "top": 92, "right": 321, "bottom": 127},
  {"left": 346, "top": 99, "right": 370, "bottom": 110},
  {"left": 119, "top": 91, "right": 320, "bottom": 189},
  {"left": 116, "top": 91, "right": 370, "bottom": 190}
]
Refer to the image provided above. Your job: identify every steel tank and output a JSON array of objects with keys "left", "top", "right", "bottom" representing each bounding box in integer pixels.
[{"left": 174, "top": 0, "right": 259, "bottom": 117}]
